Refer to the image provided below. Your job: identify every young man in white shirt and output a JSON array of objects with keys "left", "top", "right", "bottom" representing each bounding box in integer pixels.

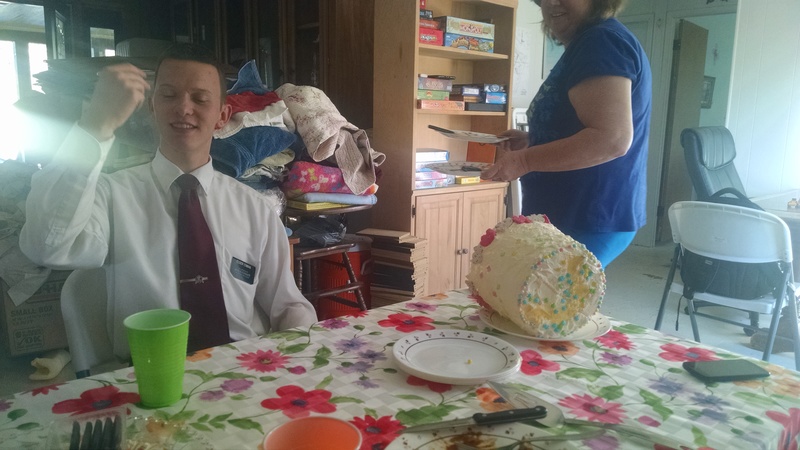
[{"left": 20, "top": 44, "right": 317, "bottom": 358}]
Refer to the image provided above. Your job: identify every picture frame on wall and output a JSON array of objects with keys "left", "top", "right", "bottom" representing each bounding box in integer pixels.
[{"left": 701, "top": 76, "right": 715, "bottom": 109}]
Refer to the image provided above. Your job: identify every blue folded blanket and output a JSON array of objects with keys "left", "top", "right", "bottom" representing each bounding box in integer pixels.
[
  {"left": 228, "top": 60, "right": 269, "bottom": 95},
  {"left": 295, "top": 192, "right": 377, "bottom": 205},
  {"left": 211, "top": 126, "right": 296, "bottom": 178}
]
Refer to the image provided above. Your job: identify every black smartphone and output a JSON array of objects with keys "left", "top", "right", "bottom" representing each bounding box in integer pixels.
[{"left": 683, "top": 359, "right": 770, "bottom": 382}]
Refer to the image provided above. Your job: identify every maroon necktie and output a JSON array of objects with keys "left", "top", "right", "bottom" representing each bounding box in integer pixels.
[{"left": 176, "top": 174, "right": 231, "bottom": 351}]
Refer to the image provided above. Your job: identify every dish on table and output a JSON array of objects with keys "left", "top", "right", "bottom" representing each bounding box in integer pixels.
[
  {"left": 428, "top": 125, "right": 510, "bottom": 144},
  {"left": 424, "top": 162, "right": 492, "bottom": 177},
  {"left": 126, "top": 416, "right": 215, "bottom": 450},
  {"left": 392, "top": 329, "right": 521, "bottom": 385},
  {"left": 386, "top": 425, "right": 574, "bottom": 450},
  {"left": 479, "top": 309, "right": 612, "bottom": 341}
]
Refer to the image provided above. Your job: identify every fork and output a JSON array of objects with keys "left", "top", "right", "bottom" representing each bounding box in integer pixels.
[{"left": 69, "top": 415, "right": 121, "bottom": 450}]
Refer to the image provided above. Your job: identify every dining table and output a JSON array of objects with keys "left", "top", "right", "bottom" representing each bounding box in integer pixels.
[{"left": 1, "top": 289, "right": 799, "bottom": 450}]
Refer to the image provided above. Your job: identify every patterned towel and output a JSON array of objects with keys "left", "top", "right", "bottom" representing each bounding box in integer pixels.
[{"left": 276, "top": 83, "right": 385, "bottom": 195}]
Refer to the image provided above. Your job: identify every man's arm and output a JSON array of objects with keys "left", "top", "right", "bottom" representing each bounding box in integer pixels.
[
  {"left": 19, "top": 64, "right": 151, "bottom": 269},
  {"left": 254, "top": 211, "right": 318, "bottom": 332}
]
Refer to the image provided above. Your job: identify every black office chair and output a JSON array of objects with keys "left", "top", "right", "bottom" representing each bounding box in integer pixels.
[
  {"left": 680, "top": 126, "right": 761, "bottom": 332},
  {"left": 681, "top": 126, "right": 746, "bottom": 200}
]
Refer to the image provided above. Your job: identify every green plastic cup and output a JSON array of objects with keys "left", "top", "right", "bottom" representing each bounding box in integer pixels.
[{"left": 124, "top": 309, "right": 191, "bottom": 408}]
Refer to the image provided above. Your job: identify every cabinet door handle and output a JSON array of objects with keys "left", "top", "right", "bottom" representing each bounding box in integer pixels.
[
  {"left": 462, "top": 248, "right": 470, "bottom": 255},
  {"left": 456, "top": 249, "right": 464, "bottom": 255}
]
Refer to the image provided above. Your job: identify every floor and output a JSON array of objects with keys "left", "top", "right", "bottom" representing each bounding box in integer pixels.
[{"left": 0, "top": 243, "right": 796, "bottom": 400}]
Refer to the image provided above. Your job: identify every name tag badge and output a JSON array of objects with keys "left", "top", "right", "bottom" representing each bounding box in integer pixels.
[{"left": 230, "top": 257, "right": 256, "bottom": 284}]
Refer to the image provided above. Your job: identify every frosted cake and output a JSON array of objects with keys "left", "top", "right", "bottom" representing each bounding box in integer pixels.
[{"left": 465, "top": 215, "right": 605, "bottom": 338}]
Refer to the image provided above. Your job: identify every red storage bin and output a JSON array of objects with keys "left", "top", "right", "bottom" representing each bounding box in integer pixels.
[{"left": 314, "top": 235, "right": 372, "bottom": 319}]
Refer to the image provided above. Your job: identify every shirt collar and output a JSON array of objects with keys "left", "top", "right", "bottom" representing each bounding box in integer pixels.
[{"left": 152, "top": 150, "right": 216, "bottom": 195}]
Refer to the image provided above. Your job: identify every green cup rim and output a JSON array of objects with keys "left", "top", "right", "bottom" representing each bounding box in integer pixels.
[{"left": 123, "top": 308, "right": 191, "bottom": 331}]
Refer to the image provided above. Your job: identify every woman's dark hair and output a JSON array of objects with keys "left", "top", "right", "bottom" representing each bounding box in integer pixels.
[{"left": 154, "top": 43, "right": 227, "bottom": 101}]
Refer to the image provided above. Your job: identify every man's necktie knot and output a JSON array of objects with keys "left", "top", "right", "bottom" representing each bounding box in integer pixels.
[{"left": 176, "top": 173, "right": 200, "bottom": 192}]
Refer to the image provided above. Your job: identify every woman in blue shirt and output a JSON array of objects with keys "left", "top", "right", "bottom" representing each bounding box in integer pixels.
[{"left": 482, "top": 0, "right": 652, "bottom": 267}]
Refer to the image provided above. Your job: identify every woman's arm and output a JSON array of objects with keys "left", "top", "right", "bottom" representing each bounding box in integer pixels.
[{"left": 482, "top": 75, "right": 633, "bottom": 181}]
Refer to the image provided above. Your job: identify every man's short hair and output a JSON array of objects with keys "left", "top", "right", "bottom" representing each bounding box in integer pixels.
[{"left": 154, "top": 43, "right": 227, "bottom": 101}]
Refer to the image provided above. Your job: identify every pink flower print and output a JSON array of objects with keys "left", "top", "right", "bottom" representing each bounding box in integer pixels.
[
  {"left": 199, "top": 390, "right": 225, "bottom": 401},
  {"left": 377, "top": 313, "right": 435, "bottom": 332},
  {"left": 766, "top": 407, "right": 800, "bottom": 450},
  {"left": 237, "top": 349, "right": 290, "bottom": 372},
  {"left": 480, "top": 228, "right": 496, "bottom": 247},
  {"left": 558, "top": 393, "right": 627, "bottom": 424},
  {"left": 658, "top": 343, "right": 718, "bottom": 362},
  {"left": 596, "top": 330, "right": 633, "bottom": 350},
  {"left": 519, "top": 349, "right": 560, "bottom": 376},
  {"left": 406, "top": 375, "right": 452, "bottom": 393},
  {"left": 260, "top": 385, "right": 336, "bottom": 419},
  {"left": 220, "top": 379, "right": 254, "bottom": 394}
]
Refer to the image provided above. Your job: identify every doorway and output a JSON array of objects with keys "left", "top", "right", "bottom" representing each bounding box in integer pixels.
[{"left": 655, "top": 13, "right": 736, "bottom": 243}]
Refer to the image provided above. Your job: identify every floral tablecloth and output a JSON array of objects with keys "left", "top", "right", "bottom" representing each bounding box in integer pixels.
[{"left": 1, "top": 290, "right": 798, "bottom": 449}]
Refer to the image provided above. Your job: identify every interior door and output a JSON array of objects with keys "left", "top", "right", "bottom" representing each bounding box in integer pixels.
[{"left": 656, "top": 20, "right": 708, "bottom": 242}]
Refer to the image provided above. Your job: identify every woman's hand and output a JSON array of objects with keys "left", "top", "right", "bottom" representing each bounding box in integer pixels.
[
  {"left": 480, "top": 148, "right": 531, "bottom": 182},
  {"left": 496, "top": 128, "right": 529, "bottom": 151}
]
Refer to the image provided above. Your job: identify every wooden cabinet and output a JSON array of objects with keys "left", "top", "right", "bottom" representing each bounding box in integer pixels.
[
  {"left": 413, "top": 185, "right": 506, "bottom": 294},
  {"left": 372, "top": 0, "right": 516, "bottom": 293},
  {"left": 279, "top": 0, "right": 374, "bottom": 128},
  {"left": 170, "top": 0, "right": 373, "bottom": 128}
]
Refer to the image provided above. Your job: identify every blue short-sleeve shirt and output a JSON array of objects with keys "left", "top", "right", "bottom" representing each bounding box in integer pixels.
[{"left": 522, "top": 18, "right": 652, "bottom": 233}]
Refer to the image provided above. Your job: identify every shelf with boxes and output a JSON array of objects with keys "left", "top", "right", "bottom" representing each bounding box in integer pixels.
[{"left": 372, "top": 0, "right": 516, "bottom": 294}]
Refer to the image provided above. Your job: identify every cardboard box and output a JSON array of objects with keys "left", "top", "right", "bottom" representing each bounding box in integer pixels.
[
  {"left": 483, "top": 91, "right": 508, "bottom": 104},
  {"left": 417, "top": 99, "right": 465, "bottom": 110},
  {"left": 417, "top": 76, "right": 453, "bottom": 91},
  {"left": 465, "top": 103, "right": 506, "bottom": 112},
  {"left": 417, "top": 89, "right": 450, "bottom": 100},
  {"left": 415, "top": 149, "right": 450, "bottom": 163},
  {"left": 1, "top": 270, "right": 71, "bottom": 356},
  {"left": 444, "top": 33, "right": 494, "bottom": 53},
  {"left": 415, "top": 176, "right": 454, "bottom": 189},
  {"left": 455, "top": 176, "right": 482, "bottom": 184},
  {"left": 467, "top": 142, "right": 497, "bottom": 163},
  {"left": 419, "top": 27, "right": 443, "bottom": 46},
  {"left": 435, "top": 16, "right": 495, "bottom": 40},
  {"left": 419, "top": 18, "right": 440, "bottom": 30}
]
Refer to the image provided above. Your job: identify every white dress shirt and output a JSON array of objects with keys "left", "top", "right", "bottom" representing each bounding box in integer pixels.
[{"left": 20, "top": 125, "right": 317, "bottom": 357}]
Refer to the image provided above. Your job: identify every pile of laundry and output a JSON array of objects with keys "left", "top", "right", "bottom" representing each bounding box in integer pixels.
[{"left": 211, "top": 61, "right": 384, "bottom": 213}]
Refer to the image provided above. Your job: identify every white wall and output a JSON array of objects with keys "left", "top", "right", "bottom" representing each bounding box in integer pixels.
[
  {"left": 512, "top": 0, "right": 543, "bottom": 109},
  {"left": 728, "top": 0, "right": 800, "bottom": 197}
]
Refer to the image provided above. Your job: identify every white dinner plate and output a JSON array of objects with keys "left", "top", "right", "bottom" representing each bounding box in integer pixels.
[
  {"left": 392, "top": 330, "right": 521, "bottom": 385},
  {"left": 424, "top": 161, "right": 492, "bottom": 176},
  {"left": 479, "top": 309, "right": 612, "bottom": 342},
  {"left": 428, "top": 125, "right": 510, "bottom": 144}
]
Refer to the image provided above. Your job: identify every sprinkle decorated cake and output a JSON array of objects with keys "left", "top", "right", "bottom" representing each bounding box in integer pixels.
[{"left": 465, "top": 215, "right": 605, "bottom": 339}]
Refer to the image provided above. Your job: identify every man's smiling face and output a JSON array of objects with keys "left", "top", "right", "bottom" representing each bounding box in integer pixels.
[{"left": 151, "top": 59, "right": 230, "bottom": 159}]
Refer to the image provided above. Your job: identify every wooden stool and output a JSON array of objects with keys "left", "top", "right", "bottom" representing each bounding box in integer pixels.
[{"left": 293, "top": 242, "right": 368, "bottom": 313}]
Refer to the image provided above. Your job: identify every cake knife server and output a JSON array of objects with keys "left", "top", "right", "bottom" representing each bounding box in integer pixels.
[
  {"left": 400, "top": 406, "right": 547, "bottom": 434},
  {"left": 489, "top": 381, "right": 686, "bottom": 448}
]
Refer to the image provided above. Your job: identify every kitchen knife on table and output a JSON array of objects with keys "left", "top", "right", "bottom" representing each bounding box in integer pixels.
[{"left": 400, "top": 406, "right": 547, "bottom": 434}]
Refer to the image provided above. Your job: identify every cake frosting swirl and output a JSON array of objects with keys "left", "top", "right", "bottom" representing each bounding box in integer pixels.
[{"left": 466, "top": 215, "right": 605, "bottom": 338}]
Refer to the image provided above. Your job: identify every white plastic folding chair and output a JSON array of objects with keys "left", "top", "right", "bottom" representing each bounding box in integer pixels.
[
  {"left": 654, "top": 201, "right": 800, "bottom": 370},
  {"left": 60, "top": 268, "right": 115, "bottom": 378}
]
